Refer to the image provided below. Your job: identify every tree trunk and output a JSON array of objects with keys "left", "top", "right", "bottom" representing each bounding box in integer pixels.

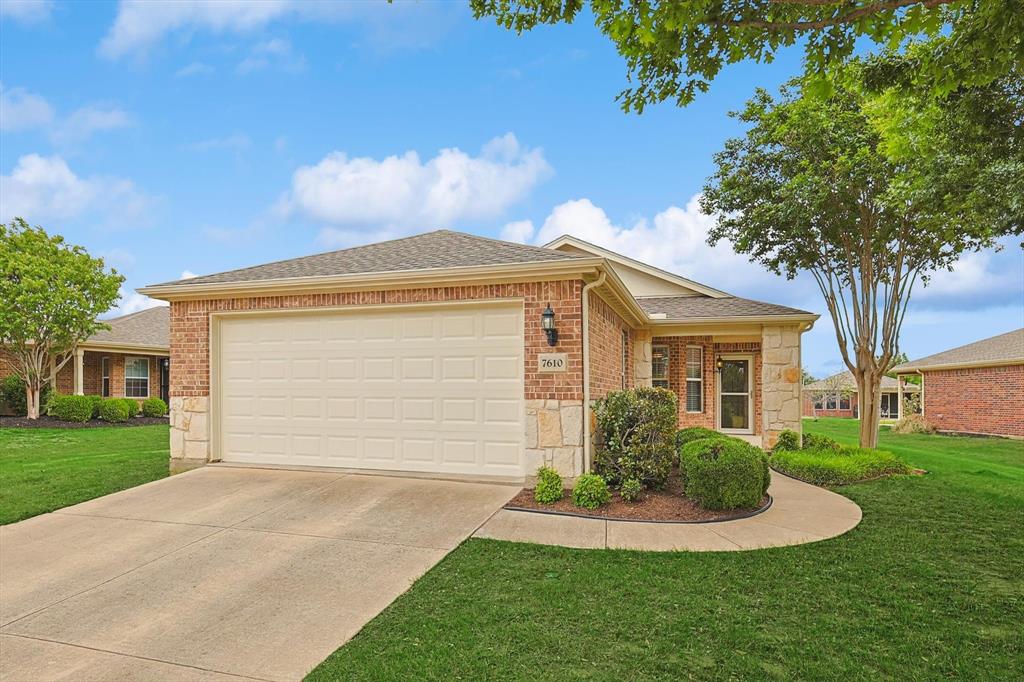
[
  {"left": 855, "top": 370, "right": 882, "bottom": 449},
  {"left": 26, "top": 384, "right": 40, "bottom": 420}
]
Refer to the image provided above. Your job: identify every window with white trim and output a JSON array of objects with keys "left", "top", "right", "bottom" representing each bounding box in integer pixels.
[
  {"left": 685, "top": 346, "right": 703, "bottom": 412},
  {"left": 124, "top": 357, "right": 149, "bottom": 398},
  {"left": 101, "top": 357, "right": 110, "bottom": 397},
  {"left": 652, "top": 345, "right": 670, "bottom": 389},
  {"left": 825, "top": 394, "right": 838, "bottom": 410},
  {"left": 839, "top": 395, "right": 851, "bottom": 410}
]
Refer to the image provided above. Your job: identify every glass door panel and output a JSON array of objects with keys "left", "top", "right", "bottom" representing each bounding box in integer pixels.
[{"left": 719, "top": 358, "right": 751, "bottom": 431}]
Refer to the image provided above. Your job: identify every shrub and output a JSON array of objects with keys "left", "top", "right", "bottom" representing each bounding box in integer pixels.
[
  {"left": 676, "top": 426, "right": 722, "bottom": 447},
  {"left": 120, "top": 398, "right": 140, "bottom": 418},
  {"left": 97, "top": 398, "right": 130, "bottom": 423},
  {"left": 0, "top": 375, "right": 51, "bottom": 417},
  {"left": 87, "top": 395, "right": 104, "bottom": 418},
  {"left": 770, "top": 446, "right": 912, "bottom": 486},
  {"left": 593, "top": 387, "right": 677, "bottom": 489},
  {"left": 620, "top": 478, "right": 643, "bottom": 502},
  {"left": 802, "top": 432, "right": 842, "bottom": 451},
  {"left": 891, "top": 414, "right": 937, "bottom": 434},
  {"left": 48, "top": 394, "right": 94, "bottom": 422},
  {"left": 141, "top": 397, "right": 168, "bottom": 418},
  {"left": 534, "top": 466, "right": 564, "bottom": 505},
  {"left": 572, "top": 473, "right": 611, "bottom": 509},
  {"left": 679, "top": 437, "right": 769, "bottom": 510},
  {"left": 773, "top": 429, "right": 801, "bottom": 452}
]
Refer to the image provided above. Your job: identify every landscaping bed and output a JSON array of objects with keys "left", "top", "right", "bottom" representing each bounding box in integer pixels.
[
  {"left": 0, "top": 415, "right": 169, "bottom": 429},
  {"left": 507, "top": 470, "right": 769, "bottom": 522},
  {"left": 768, "top": 429, "right": 913, "bottom": 487}
]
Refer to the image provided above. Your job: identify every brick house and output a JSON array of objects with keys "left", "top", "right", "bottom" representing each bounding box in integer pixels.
[
  {"left": 0, "top": 307, "right": 170, "bottom": 412},
  {"left": 138, "top": 230, "right": 818, "bottom": 477},
  {"left": 802, "top": 370, "right": 920, "bottom": 420},
  {"left": 892, "top": 328, "right": 1024, "bottom": 438}
]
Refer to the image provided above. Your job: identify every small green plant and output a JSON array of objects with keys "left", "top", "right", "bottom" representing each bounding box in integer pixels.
[
  {"left": 97, "top": 398, "right": 130, "bottom": 423},
  {"left": 774, "top": 429, "right": 801, "bottom": 452},
  {"left": 620, "top": 478, "right": 643, "bottom": 502},
  {"left": 802, "top": 432, "right": 842, "bottom": 451},
  {"left": 141, "top": 397, "right": 168, "bottom": 418},
  {"left": 572, "top": 473, "right": 611, "bottom": 509},
  {"left": 679, "top": 437, "right": 769, "bottom": 510},
  {"left": 120, "top": 398, "right": 140, "bottom": 418},
  {"left": 48, "top": 394, "right": 94, "bottom": 422},
  {"left": 891, "top": 414, "right": 937, "bottom": 434},
  {"left": 534, "top": 466, "right": 564, "bottom": 505},
  {"left": 770, "top": 446, "right": 912, "bottom": 486}
]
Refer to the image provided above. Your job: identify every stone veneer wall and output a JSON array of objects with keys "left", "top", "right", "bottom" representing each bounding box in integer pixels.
[
  {"left": 760, "top": 325, "right": 803, "bottom": 448},
  {"left": 168, "top": 281, "right": 587, "bottom": 475}
]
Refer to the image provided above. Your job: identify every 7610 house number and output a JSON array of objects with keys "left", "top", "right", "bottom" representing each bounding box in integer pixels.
[{"left": 537, "top": 353, "right": 568, "bottom": 373}]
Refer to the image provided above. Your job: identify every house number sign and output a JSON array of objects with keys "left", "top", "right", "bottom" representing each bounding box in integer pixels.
[{"left": 537, "top": 353, "right": 568, "bottom": 373}]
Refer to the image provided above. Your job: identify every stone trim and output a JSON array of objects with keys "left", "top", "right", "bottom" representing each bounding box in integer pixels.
[
  {"left": 761, "top": 325, "right": 802, "bottom": 448},
  {"left": 170, "top": 396, "right": 209, "bottom": 467},
  {"left": 525, "top": 399, "right": 584, "bottom": 477}
]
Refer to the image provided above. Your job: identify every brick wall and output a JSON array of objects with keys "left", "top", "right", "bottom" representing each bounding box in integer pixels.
[
  {"left": 922, "top": 364, "right": 1024, "bottom": 437},
  {"left": 587, "top": 291, "right": 634, "bottom": 399},
  {"left": 651, "top": 336, "right": 762, "bottom": 433}
]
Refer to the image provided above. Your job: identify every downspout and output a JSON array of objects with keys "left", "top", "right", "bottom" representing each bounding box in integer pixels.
[{"left": 580, "top": 271, "right": 607, "bottom": 475}]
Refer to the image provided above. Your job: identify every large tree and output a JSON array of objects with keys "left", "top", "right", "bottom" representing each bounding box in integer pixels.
[
  {"left": 701, "top": 66, "right": 1021, "bottom": 447},
  {"left": 471, "top": 0, "right": 1022, "bottom": 111},
  {"left": 0, "top": 219, "right": 123, "bottom": 418}
]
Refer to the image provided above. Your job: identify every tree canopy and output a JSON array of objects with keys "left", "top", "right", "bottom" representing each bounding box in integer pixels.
[
  {"left": 0, "top": 219, "right": 123, "bottom": 418},
  {"left": 471, "top": 0, "right": 1023, "bottom": 111}
]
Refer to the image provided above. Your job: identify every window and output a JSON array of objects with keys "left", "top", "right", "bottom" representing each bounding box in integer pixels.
[
  {"left": 825, "top": 394, "right": 838, "bottom": 410},
  {"left": 621, "top": 330, "right": 629, "bottom": 389},
  {"left": 813, "top": 395, "right": 825, "bottom": 409},
  {"left": 124, "top": 357, "right": 149, "bottom": 398},
  {"left": 101, "top": 357, "right": 110, "bottom": 397},
  {"left": 685, "top": 346, "right": 703, "bottom": 412},
  {"left": 839, "top": 395, "right": 851, "bottom": 410},
  {"left": 652, "top": 345, "right": 670, "bottom": 389}
]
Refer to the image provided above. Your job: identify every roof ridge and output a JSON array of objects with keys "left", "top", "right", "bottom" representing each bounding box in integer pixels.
[
  {"left": 103, "top": 306, "right": 167, "bottom": 323},
  {"left": 903, "top": 327, "right": 1024, "bottom": 364}
]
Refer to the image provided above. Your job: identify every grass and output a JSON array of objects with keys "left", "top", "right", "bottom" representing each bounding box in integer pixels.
[
  {"left": 0, "top": 425, "right": 169, "bottom": 525},
  {"left": 308, "top": 418, "right": 1024, "bottom": 680},
  {"left": 770, "top": 445, "right": 913, "bottom": 486}
]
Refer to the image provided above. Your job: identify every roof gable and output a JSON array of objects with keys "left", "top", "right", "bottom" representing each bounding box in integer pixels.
[{"left": 88, "top": 306, "right": 169, "bottom": 350}]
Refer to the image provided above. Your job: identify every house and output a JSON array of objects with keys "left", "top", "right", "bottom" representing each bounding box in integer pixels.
[
  {"left": 892, "top": 328, "right": 1024, "bottom": 438},
  {"left": 138, "top": 230, "right": 818, "bottom": 477},
  {"left": 802, "top": 370, "right": 920, "bottom": 420},
  {"left": 0, "top": 307, "right": 170, "bottom": 408}
]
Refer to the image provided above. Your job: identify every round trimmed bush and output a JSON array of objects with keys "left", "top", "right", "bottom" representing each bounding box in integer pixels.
[
  {"left": 119, "top": 398, "right": 140, "bottom": 418},
  {"left": 534, "top": 466, "right": 564, "bottom": 505},
  {"left": 87, "top": 395, "right": 104, "bottom": 419},
  {"left": 773, "top": 429, "right": 801, "bottom": 452},
  {"left": 97, "top": 398, "right": 130, "bottom": 423},
  {"left": 141, "top": 397, "right": 168, "bottom": 418},
  {"left": 676, "top": 426, "right": 722, "bottom": 447},
  {"left": 572, "top": 473, "right": 611, "bottom": 510},
  {"left": 679, "top": 437, "right": 770, "bottom": 510},
  {"left": 802, "top": 432, "right": 841, "bottom": 451},
  {"left": 620, "top": 478, "right": 643, "bottom": 502},
  {"left": 48, "top": 394, "right": 94, "bottom": 422}
]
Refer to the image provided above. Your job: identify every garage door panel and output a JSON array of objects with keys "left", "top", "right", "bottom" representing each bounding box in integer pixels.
[{"left": 218, "top": 304, "right": 524, "bottom": 476}]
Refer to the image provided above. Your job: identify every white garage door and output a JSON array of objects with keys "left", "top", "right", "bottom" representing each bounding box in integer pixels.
[{"left": 216, "top": 303, "right": 524, "bottom": 477}]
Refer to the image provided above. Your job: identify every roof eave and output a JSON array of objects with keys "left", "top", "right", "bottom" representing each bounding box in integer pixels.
[
  {"left": 893, "top": 358, "right": 1024, "bottom": 373},
  {"left": 648, "top": 313, "right": 820, "bottom": 326}
]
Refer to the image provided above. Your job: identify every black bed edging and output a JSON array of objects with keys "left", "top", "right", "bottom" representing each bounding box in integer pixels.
[{"left": 502, "top": 494, "right": 772, "bottom": 525}]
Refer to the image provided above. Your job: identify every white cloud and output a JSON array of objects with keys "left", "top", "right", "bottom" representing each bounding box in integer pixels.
[
  {"left": 500, "top": 220, "right": 535, "bottom": 244},
  {"left": 188, "top": 133, "right": 251, "bottom": 152},
  {"left": 109, "top": 287, "right": 167, "bottom": 318},
  {"left": 0, "top": 84, "right": 55, "bottom": 131},
  {"left": 0, "top": 154, "right": 153, "bottom": 228},
  {"left": 283, "top": 133, "right": 551, "bottom": 247},
  {"left": 100, "top": 248, "right": 137, "bottom": 272},
  {"left": 51, "top": 105, "right": 132, "bottom": 144},
  {"left": 179, "top": 269, "right": 198, "bottom": 279},
  {"left": 0, "top": 0, "right": 52, "bottom": 23},
  {"left": 175, "top": 61, "right": 214, "bottom": 77},
  {"left": 237, "top": 38, "right": 305, "bottom": 74},
  {"left": 915, "top": 240, "right": 1023, "bottom": 308}
]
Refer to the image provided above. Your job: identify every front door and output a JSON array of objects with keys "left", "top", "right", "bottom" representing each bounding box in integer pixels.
[
  {"left": 718, "top": 356, "right": 753, "bottom": 434},
  {"left": 159, "top": 359, "right": 170, "bottom": 403}
]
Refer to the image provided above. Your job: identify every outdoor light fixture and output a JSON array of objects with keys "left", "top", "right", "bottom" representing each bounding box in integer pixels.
[
  {"left": 715, "top": 356, "right": 724, "bottom": 371},
  {"left": 541, "top": 304, "right": 558, "bottom": 346}
]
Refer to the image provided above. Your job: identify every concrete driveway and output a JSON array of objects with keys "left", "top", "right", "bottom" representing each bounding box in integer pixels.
[{"left": 0, "top": 467, "right": 516, "bottom": 681}]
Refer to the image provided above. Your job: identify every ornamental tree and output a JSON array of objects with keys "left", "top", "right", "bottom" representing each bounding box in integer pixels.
[
  {"left": 701, "top": 67, "right": 1022, "bottom": 447},
  {"left": 471, "top": 0, "right": 1022, "bottom": 111},
  {"left": 0, "top": 219, "right": 123, "bottom": 418}
]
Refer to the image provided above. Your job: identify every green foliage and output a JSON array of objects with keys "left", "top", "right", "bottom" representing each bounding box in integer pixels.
[
  {"left": 892, "top": 414, "right": 937, "bottom": 435},
  {"left": 0, "top": 375, "right": 50, "bottom": 417},
  {"left": 48, "top": 395, "right": 94, "bottom": 423},
  {"left": 675, "top": 427, "right": 723, "bottom": 448},
  {"left": 619, "top": 478, "right": 643, "bottom": 503},
  {"left": 572, "top": 474, "right": 611, "bottom": 510},
  {"left": 774, "top": 429, "right": 801, "bottom": 452},
  {"left": 141, "top": 398, "right": 168, "bottom": 418},
  {"left": 679, "top": 437, "right": 769, "bottom": 510},
  {"left": 593, "top": 387, "right": 677, "bottom": 489},
  {"left": 533, "top": 466, "right": 564, "bottom": 505},
  {"left": 770, "top": 447, "right": 912, "bottom": 487},
  {"left": 86, "top": 395, "right": 103, "bottom": 419},
  {"left": 470, "top": 2, "right": 1021, "bottom": 112},
  {"left": 120, "top": 398, "right": 139, "bottom": 418},
  {"left": 802, "top": 433, "right": 842, "bottom": 452},
  {"left": 97, "top": 398, "right": 130, "bottom": 423}
]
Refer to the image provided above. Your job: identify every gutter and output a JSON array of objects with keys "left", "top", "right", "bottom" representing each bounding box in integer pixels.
[{"left": 580, "top": 272, "right": 607, "bottom": 475}]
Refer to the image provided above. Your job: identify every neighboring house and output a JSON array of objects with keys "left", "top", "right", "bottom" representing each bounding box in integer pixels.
[
  {"left": 892, "top": 329, "right": 1024, "bottom": 438},
  {"left": 802, "top": 370, "right": 920, "bottom": 420},
  {"left": 138, "top": 230, "right": 818, "bottom": 477},
  {"left": 0, "top": 307, "right": 170, "bottom": 408}
]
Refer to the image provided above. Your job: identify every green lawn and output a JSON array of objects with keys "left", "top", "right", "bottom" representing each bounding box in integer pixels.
[
  {"left": 0, "top": 425, "right": 169, "bottom": 525},
  {"left": 309, "top": 418, "right": 1024, "bottom": 680}
]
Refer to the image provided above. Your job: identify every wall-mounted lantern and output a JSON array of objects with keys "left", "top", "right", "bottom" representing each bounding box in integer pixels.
[
  {"left": 715, "top": 356, "right": 724, "bottom": 371},
  {"left": 541, "top": 304, "right": 558, "bottom": 347}
]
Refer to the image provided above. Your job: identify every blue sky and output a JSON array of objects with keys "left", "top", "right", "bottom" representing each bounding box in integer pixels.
[{"left": 2, "top": 0, "right": 1021, "bottom": 378}]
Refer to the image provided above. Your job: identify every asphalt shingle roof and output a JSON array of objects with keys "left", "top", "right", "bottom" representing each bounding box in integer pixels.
[
  {"left": 805, "top": 370, "right": 917, "bottom": 392},
  {"left": 637, "top": 296, "right": 814, "bottom": 320},
  {"left": 153, "top": 230, "right": 587, "bottom": 287},
  {"left": 89, "top": 306, "right": 169, "bottom": 349},
  {"left": 892, "top": 328, "right": 1024, "bottom": 371}
]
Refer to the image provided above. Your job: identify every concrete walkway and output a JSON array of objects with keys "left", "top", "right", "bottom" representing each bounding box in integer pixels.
[
  {"left": 474, "top": 471, "right": 861, "bottom": 551},
  {"left": 0, "top": 467, "right": 517, "bottom": 682}
]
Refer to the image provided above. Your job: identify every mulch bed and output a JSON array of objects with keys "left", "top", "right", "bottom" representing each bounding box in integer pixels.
[
  {"left": 0, "top": 415, "right": 170, "bottom": 429},
  {"left": 506, "top": 473, "right": 769, "bottom": 523}
]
